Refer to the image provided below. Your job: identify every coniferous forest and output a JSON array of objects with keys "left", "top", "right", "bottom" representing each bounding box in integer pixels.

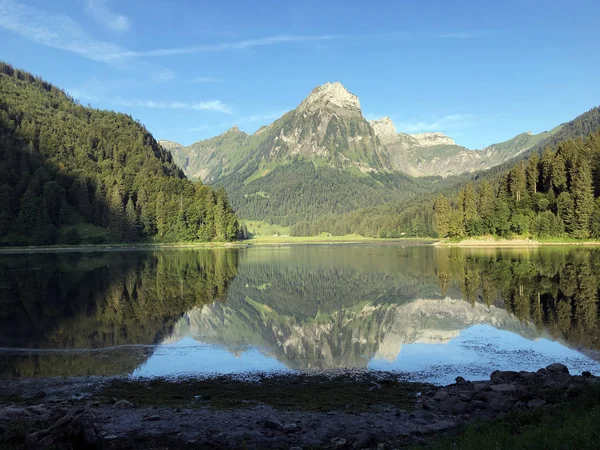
[
  {"left": 0, "top": 63, "right": 239, "bottom": 246},
  {"left": 433, "top": 132, "right": 600, "bottom": 240}
]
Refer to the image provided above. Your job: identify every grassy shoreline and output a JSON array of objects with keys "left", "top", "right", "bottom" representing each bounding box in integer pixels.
[
  {"left": 5, "top": 235, "right": 600, "bottom": 253},
  {"left": 0, "top": 236, "right": 434, "bottom": 254},
  {"left": 434, "top": 236, "right": 600, "bottom": 248}
]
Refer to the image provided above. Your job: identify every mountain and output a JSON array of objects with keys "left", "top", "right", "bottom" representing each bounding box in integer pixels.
[
  {"left": 0, "top": 62, "right": 239, "bottom": 246},
  {"left": 168, "top": 84, "right": 567, "bottom": 185},
  {"left": 295, "top": 106, "right": 600, "bottom": 238},
  {"left": 167, "top": 82, "right": 432, "bottom": 225},
  {"left": 169, "top": 82, "right": 392, "bottom": 183},
  {"left": 370, "top": 116, "right": 563, "bottom": 177},
  {"left": 163, "top": 82, "right": 586, "bottom": 227}
]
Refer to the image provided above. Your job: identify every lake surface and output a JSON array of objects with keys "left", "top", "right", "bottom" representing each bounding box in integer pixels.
[{"left": 1, "top": 244, "right": 600, "bottom": 384}]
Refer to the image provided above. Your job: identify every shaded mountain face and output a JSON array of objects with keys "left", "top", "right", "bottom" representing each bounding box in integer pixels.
[{"left": 370, "top": 116, "right": 562, "bottom": 177}]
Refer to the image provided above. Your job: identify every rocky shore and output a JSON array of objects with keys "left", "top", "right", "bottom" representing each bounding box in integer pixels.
[{"left": 1, "top": 364, "right": 598, "bottom": 449}]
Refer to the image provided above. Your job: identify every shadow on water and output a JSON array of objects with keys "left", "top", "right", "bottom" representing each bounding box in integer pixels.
[{"left": 0, "top": 245, "right": 599, "bottom": 379}]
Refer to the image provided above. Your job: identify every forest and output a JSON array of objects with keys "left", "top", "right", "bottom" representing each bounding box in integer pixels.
[
  {"left": 433, "top": 131, "right": 600, "bottom": 240},
  {"left": 0, "top": 62, "right": 239, "bottom": 246}
]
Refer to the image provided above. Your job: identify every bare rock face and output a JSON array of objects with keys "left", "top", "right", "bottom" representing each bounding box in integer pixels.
[
  {"left": 369, "top": 117, "right": 398, "bottom": 145},
  {"left": 410, "top": 132, "right": 457, "bottom": 147},
  {"left": 298, "top": 82, "right": 361, "bottom": 116},
  {"left": 157, "top": 140, "right": 183, "bottom": 152}
]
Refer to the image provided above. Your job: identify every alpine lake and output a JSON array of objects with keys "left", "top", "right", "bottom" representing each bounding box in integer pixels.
[{"left": 1, "top": 242, "right": 600, "bottom": 385}]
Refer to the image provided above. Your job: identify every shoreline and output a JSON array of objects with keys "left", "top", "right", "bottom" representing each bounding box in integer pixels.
[
  {"left": 0, "top": 238, "right": 433, "bottom": 254},
  {"left": 1, "top": 365, "right": 598, "bottom": 449},
  {"left": 4, "top": 236, "right": 600, "bottom": 254},
  {"left": 434, "top": 237, "right": 600, "bottom": 248}
]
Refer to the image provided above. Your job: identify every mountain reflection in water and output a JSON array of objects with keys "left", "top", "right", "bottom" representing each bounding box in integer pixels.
[{"left": 1, "top": 244, "right": 600, "bottom": 382}]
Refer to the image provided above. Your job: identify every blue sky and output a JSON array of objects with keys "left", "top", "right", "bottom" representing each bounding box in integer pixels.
[{"left": 1, "top": 0, "right": 599, "bottom": 149}]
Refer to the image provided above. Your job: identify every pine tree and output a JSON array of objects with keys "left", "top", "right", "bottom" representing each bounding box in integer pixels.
[
  {"left": 462, "top": 183, "right": 477, "bottom": 221},
  {"left": 478, "top": 181, "right": 495, "bottom": 232},
  {"left": 571, "top": 157, "right": 594, "bottom": 238},
  {"left": 433, "top": 195, "right": 451, "bottom": 238},
  {"left": 155, "top": 191, "right": 168, "bottom": 239},
  {"left": 589, "top": 199, "right": 600, "bottom": 239},
  {"left": 526, "top": 153, "right": 540, "bottom": 195},
  {"left": 493, "top": 196, "right": 511, "bottom": 236},
  {"left": 552, "top": 152, "right": 567, "bottom": 192},
  {"left": 125, "top": 197, "right": 139, "bottom": 242},
  {"left": 108, "top": 186, "right": 125, "bottom": 241},
  {"left": 540, "top": 147, "right": 554, "bottom": 191},
  {"left": 556, "top": 191, "right": 575, "bottom": 234},
  {"left": 137, "top": 187, "right": 155, "bottom": 236},
  {"left": 508, "top": 162, "right": 527, "bottom": 203}
]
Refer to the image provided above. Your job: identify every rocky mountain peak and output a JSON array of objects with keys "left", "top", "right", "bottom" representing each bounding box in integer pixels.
[
  {"left": 299, "top": 81, "right": 361, "bottom": 114},
  {"left": 369, "top": 117, "right": 398, "bottom": 144},
  {"left": 226, "top": 125, "right": 240, "bottom": 133},
  {"left": 158, "top": 140, "right": 183, "bottom": 151},
  {"left": 409, "top": 132, "right": 456, "bottom": 147}
]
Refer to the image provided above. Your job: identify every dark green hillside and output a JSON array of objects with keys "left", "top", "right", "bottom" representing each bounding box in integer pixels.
[
  {"left": 215, "top": 160, "right": 428, "bottom": 226},
  {"left": 0, "top": 62, "right": 239, "bottom": 246}
]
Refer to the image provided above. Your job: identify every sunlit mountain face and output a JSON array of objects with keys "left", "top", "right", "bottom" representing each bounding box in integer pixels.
[{"left": 1, "top": 245, "right": 600, "bottom": 382}]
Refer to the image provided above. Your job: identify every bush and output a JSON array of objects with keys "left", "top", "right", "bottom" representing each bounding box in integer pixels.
[{"left": 510, "top": 214, "right": 530, "bottom": 235}]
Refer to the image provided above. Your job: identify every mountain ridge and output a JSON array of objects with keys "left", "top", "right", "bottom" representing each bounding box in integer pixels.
[
  {"left": 166, "top": 82, "right": 565, "bottom": 182},
  {"left": 160, "top": 81, "right": 598, "bottom": 228}
]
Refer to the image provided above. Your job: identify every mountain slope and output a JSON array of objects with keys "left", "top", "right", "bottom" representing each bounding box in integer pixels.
[
  {"left": 371, "top": 116, "right": 563, "bottom": 177},
  {"left": 169, "top": 82, "right": 392, "bottom": 184},
  {"left": 0, "top": 62, "right": 239, "bottom": 245},
  {"left": 291, "top": 105, "right": 600, "bottom": 237},
  {"left": 166, "top": 82, "right": 431, "bottom": 225}
]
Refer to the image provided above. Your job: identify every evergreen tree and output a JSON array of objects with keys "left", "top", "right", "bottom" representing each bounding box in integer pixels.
[
  {"left": 462, "top": 183, "right": 477, "bottom": 221},
  {"left": 478, "top": 181, "right": 495, "bottom": 232},
  {"left": 552, "top": 152, "right": 568, "bottom": 192},
  {"left": 540, "top": 147, "right": 554, "bottom": 191},
  {"left": 571, "top": 157, "right": 594, "bottom": 238},
  {"left": 508, "top": 162, "right": 527, "bottom": 203},
  {"left": 556, "top": 191, "right": 575, "bottom": 233},
  {"left": 125, "top": 197, "right": 139, "bottom": 242},
  {"left": 433, "top": 195, "right": 451, "bottom": 238},
  {"left": 155, "top": 191, "right": 167, "bottom": 239},
  {"left": 108, "top": 186, "right": 125, "bottom": 241},
  {"left": 526, "top": 153, "right": 540, "bottom": 195}
]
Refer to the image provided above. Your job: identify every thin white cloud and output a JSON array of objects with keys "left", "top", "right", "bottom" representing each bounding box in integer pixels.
[
  {"left": 86, "top": 0, "right": 131, "bottom": 32},
  {"left": 237, "top": 110, "right": 287, "bottom": 123},
  {"left": 110, "top": 35, "right": 340, "bottom": 58},
  {"left": 189, "top": 76, "right": 221, "bottom": 83},
  {"left": 115, "top": 98, "right": 232, "bottom": 114},
  {"left": 0, "top": 0, "right": 172, "bottom": 79},
  {"left": 397, "top": 114, "right": 473, "bottom": 133}
]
